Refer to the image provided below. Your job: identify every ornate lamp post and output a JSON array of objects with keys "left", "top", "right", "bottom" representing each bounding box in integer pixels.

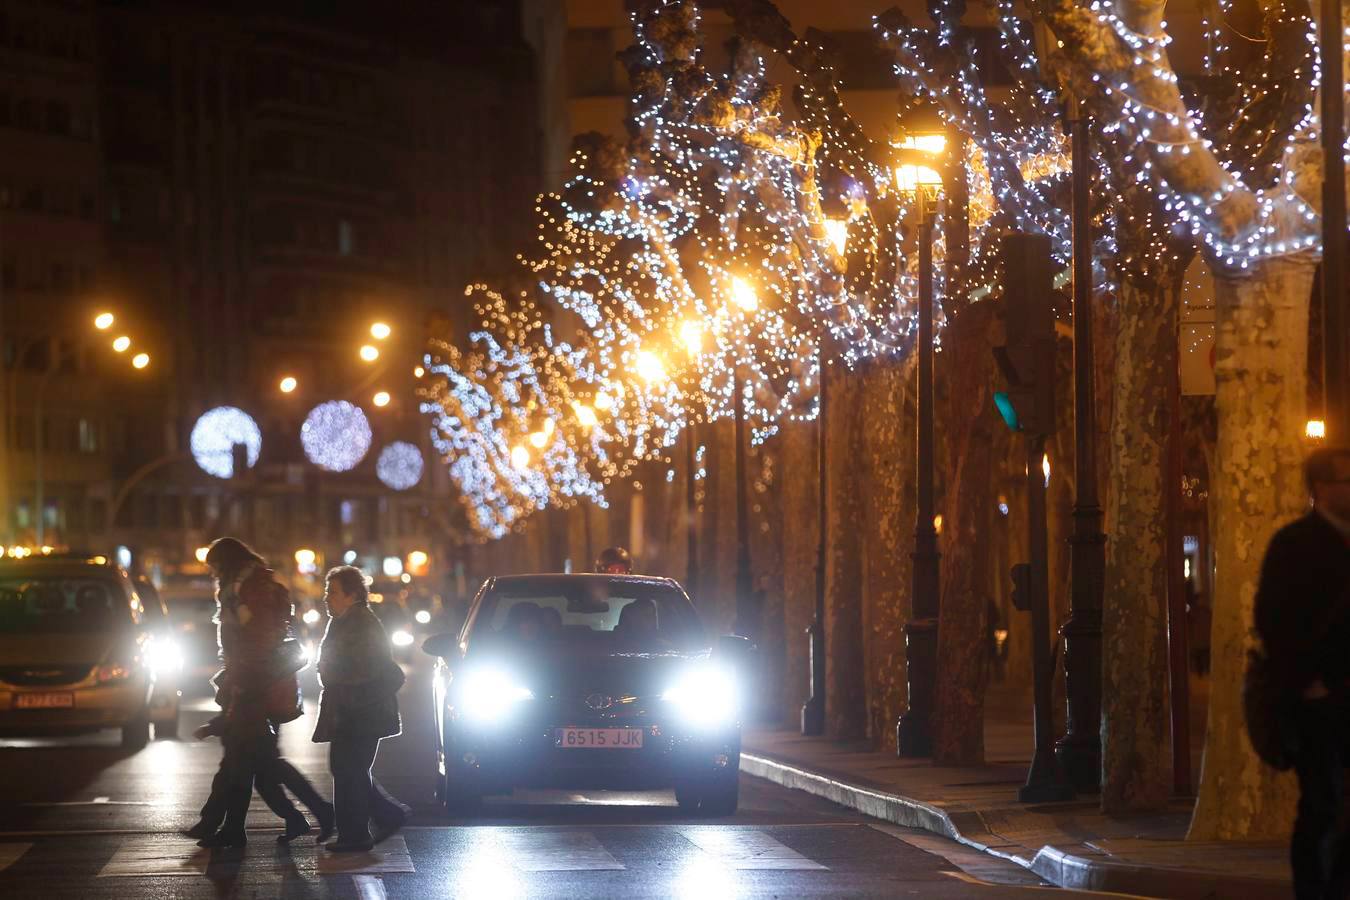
[{"left": 893, "top": 142, "right": 944, "bottom": 758}]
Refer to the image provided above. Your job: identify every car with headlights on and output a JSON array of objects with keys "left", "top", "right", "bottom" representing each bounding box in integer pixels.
[
  {"left": 422, "top": 574, "right": 748, "bottom": 816},
  {"left": 0, "top": 557, "right": 182, "bottom": 747}
]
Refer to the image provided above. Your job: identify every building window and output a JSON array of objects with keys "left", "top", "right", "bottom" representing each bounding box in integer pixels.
[
  {"left": 337, "top": 219, "right": 354, "bottom": 256},
  {"left": 340, "top": 499, "right": 355, "bottom": 525},
  {"left": 78, "top": 418, "right": 98, "bottom": 453}
]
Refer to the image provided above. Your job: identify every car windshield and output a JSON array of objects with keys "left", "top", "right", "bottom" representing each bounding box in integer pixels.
[
  {"left": 472, "top": 579, "right": 703, "bottom": 651},
  {"left": 0, "top": 576, "right": 135, "bottom": 634}
]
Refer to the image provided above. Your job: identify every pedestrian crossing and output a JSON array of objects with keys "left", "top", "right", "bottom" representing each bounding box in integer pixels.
[{"left": 3, "top": 824, "right": 838, "bottom": 883}]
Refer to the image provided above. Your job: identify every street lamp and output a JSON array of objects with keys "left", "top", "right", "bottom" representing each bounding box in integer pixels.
[
  {"left": 359, "top": 344, "right": 379, "bottom": 363},
  {"left": 634, "top": 350, "right": 666, "bottom": 384},
  {"left": 279, "top": 376, "right": 298, "bottom": 394},
  {"left": 94, "top": 312, "right": 114, "bottom": 330},
  {"left": 132, "top": 352, "right": 150, "bottom": 370},
  {"left": 510, "top": 445, "right": 530, "bottom": 470},
  {"left": 370, "top": 322, "right": 392, "bottom": 340},
  {"left": 893, "top": 135, "right": 944, "bottom": 758},
  {"left": 372, "top": 390, "right": 391, "bottom": 408},
  {"left": 112, "top": 336, "right": 131, "bottom": 353}
]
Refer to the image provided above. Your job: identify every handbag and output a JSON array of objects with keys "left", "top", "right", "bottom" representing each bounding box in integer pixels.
[{"left": 1243, "top": 647, "right": 1294, "bottom": 771}]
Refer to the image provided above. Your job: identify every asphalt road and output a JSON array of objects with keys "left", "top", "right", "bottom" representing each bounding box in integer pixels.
[{"left": 0, "top": 656, "right": 1123, "bottom": 899}]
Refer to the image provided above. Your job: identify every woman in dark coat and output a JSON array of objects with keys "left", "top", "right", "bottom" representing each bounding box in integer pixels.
[
  {"left": 314, "top": 565, "right": 409, "bottom": 853},
  {"left": 185, "top": 537, "right": 333, "bottom": 848}
]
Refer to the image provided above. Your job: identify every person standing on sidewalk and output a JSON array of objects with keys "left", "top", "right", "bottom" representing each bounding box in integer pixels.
[
  {"left": 1254, "top": 447, "right": 1350, "bottom": 899},
  {"left": 313, "top": 565, "right": 410, "bottom": 853}
]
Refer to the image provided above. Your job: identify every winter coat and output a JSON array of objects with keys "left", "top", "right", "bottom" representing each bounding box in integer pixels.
[
  {"left": 215, "top": 564, "right": 303, "bottom": 725},
  {"left": 312, "top": 603, "right": 404, "bottom": 743},
  {"left": 1253, "top": 511, "right": 1350, "bottom": 696}
]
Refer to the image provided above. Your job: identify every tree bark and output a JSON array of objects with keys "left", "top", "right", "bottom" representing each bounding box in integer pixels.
[
  {"left": 825, "top": 362, "right": 867, "bottom": 739},
  {"left": 779, "top": 419, "right": 818, "bottom": 724},
  {"left": 1188, "top": 256, "right": 1313, "bottom": 839},
  {"left": 933, "top": 304, "right": 999, "bottom": 765},
  {"left": 1100, "top": 278, "right": 1176, "bottom": 812}
]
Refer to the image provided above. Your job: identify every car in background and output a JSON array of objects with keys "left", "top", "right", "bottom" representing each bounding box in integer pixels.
[
  {"left": 158, "top": 572, "right": 220, "bottom": 676},
  {"left": 423, "top": 574, "right": 748, "bottom": 816},
  {"left": 0, "top": 557, "right": 181, "bottom": 747}
]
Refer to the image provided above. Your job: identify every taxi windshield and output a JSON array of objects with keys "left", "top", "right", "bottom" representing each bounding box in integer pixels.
[{"left": 0, "top": 576, "right": 135, "bottom": 634}]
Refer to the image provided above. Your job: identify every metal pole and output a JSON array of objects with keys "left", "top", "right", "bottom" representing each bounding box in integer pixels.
[
  {"left": 34, "top": 364, "right": 52, "bottom": 547},
  {"left": 1055, "top": 99, "right": 1106, "bottom": 792},
  {"left": 802, "top": 338, "right": 827, "bottom": 735},
  {"left": 1165, "top": 352, "right": 1192, "bottom": 795},
  {"left": 1321, "top": 0, "right": 1348, "bottom": 439},
  {"left": 732, "top": 368, "right": 755, "bottom": 643},
  {"left": 898, "top": 209, "right": 940, "bottom": 758},
  {"left": 685, "top": 420, "right": 698, "bottom": 592},
  {"left": 1019, "top": 434, "right": 1076, "bottom": 802},
  {"left": 0, "top": 206, "right": 8, "bottom": 545}
]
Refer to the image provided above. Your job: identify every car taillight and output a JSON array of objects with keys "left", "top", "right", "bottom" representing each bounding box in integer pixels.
[{"left": 96, "top": 664, "right": 132, "bottom": 684}]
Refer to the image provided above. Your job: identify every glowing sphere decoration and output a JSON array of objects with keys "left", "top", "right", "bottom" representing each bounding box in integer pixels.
[
  {"left": 190, "top": 406, "right": 262, "bottom": 479},
  {"left": 376, "top": 441, "right": 425, "bottom": 491},
  {"left": 301, "top": 401, "right": 371, "bottom": 472}
]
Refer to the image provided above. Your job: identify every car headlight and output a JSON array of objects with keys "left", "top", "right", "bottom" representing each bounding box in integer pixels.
[
  {"left": 302, "top": 608, "right": 321, "bottom": 625},
  {"left": 391, "top": 629, "right": 415, "bottom": 648},
  {"left": 143, "top": 638, "right": 184, "bottom": 677},
  {"left": 454, "top": 666, "right": 534, "bottom": 723},
  {"left": 414, "top": 609, "right": 432, "bottom": 625},
  {"left": 663, "top": 664, "right": 739, "bottom": 728}
]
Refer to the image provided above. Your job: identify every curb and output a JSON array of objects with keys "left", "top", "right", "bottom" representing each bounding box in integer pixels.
[{"left": 740, "top": 750, "right": 1289, "bottom": 900}]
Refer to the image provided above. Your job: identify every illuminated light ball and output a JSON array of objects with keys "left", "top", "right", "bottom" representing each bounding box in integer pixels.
[
  {"left": 190, "top": 406, "right": 262, "bottom": 479},
  {"left": 376, "top": 441, "right": 425, "bottom": 491},
  {"left": 301, "top": 400, "right": 371, "bottom": 472}
]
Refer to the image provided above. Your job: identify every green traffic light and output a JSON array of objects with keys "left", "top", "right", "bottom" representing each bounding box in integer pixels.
[{"left": 994, "top": 391, "right": 1020, "bottom": 431}]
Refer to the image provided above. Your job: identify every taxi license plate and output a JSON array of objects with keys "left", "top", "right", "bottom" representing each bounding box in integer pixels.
[
  {"left": 555, "top": 727, "right": 643, "bottom": 749},
  {"left": 15, "top": 692, "right": 74, "bottom": 709}
]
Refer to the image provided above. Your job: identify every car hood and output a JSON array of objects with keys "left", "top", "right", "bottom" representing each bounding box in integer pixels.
[
  {"left": 0, "top": 632, "right": 130, "bottom": 667},
  {"left": 466, "top": 644, "right": 711, "bottom": 699}
]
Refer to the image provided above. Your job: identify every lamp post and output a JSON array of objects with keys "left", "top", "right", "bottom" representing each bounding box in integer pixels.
[
  {"left": 802, "top": 335, "right": 828, "bottom": 735},
  {"left": 1320, "top": 0, "right": 1347, "bottom": 439},
  {"left": 893, "top": 146, "right": 944, "bottom": 758},
  {"left": 1054, "top": 96, "right": 1105, "bottom": 792}
]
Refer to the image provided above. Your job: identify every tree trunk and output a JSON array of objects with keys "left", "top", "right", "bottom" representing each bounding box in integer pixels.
[
  {"left": 825, "top": 362, "right": 867, "bottom": 739},
  {"left": 1189, "top": 256, "right": 1312, "bottom": 839},
  {"left": 779, "top": 420, "right": 818, "bottom": 725},
  {"left": 1100, "top": 278, "right": 1176, "bottom": 812},
  {"left": 933, "top": 304, "right": 998, "bottom": 765}
]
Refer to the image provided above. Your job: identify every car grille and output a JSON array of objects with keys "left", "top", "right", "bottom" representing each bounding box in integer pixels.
[{"left": 0, "top": 665, "right": 92, "bottom": 686}]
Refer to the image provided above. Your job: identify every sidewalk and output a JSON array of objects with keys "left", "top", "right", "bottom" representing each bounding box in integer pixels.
[{"left": 740, "top": 704, "right": 1290, "bottom": 899}]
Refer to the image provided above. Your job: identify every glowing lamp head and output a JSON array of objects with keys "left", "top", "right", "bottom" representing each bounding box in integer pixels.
[
  {"left": 893, "top": 163, "right": 943, "bottom": 195},
  {"left": 414, "top": 365, "right": 425, "bottom": 378},
  {"left": 730, "top": 276, "right": 759, "bottom": 311},
  {"left": 131, "top": 352, "right": 150, "bottom": 370},
  {"left": 370, "top": 322, "right": 392, "bottom": 340},
  {"left": 573, "top": 402, "right": 598, "bottom": 429},
  {"left": 408, "top": 550, "right": 429, "bottom": 570},
  {"left": 194, "top": 546, "right": 210, "bottom": 564},
  {"left": 94, "top": 312, "right": 115, "bottom": 330},
  {"left": 1307, "top": 419, "right": 1327, "bottom": 440},
  {"left": 594, "top": 392, "right": 614, "bottom": 411},
  {"left": 1042, "top": 453, "right": 1051, "bottom": 487},
  {"left": 824, "top": 218, "right": 848, "bottom": 255},
  {"left": 279, "top": 376, "right": 297, "bottom": 393},
  {"left": 510, "top": 445, "right": 530, "bottom": 470},
  {"left": 373, "top": 390, "right": 391, "bottom": 408},
  {"left": 634, "top": 350, "right": 666, "bottom": 384},
  {"left": 112, "top": 335, "right": 131, "bottom": 353},
  {"left": 294, "top": 548, "right": 317, "bottom": 568},
  {"left": 359, "top": 344, "right": 379, "bottom": 362},
  {"left": 529, "top": 430, "right": 548, "bottom": 449}
]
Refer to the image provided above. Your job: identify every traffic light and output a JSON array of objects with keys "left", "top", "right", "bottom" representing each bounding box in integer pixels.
[{"left": 993, "top": 233, "right": 1056, "bottom": 436}]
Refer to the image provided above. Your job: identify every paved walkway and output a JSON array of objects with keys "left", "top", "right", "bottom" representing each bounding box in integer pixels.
[{"left": 740, "top": 699, "right": 1291, "bottom": 899}]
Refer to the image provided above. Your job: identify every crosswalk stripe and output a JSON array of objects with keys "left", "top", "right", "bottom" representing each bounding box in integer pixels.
[
  {"left": 96, "top": 834, "right": 415, "bottom": 877},
  {"left": 0, "top": 843, "right": 32, "bottom": 873},
  {"left": 679, "top": 827, "right": 828, "bottom": 871},
  {"left": 495, "top": 830, "right": 625, "bottom": 871}
]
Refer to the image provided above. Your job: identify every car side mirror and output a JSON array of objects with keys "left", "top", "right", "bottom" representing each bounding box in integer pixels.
[
  {"left": 422, "top": 632, "right": 458, "bottom": 659},
  {"left": 715, "top": 633, "right": 755, "bottom": 666}
]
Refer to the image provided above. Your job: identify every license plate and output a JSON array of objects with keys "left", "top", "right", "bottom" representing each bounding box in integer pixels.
[
  {"left": 15, "top": 692, "right": 74, "bottom": 709},
  {"left": 555, "top": 727, "right": 643, "bottom": 748}
]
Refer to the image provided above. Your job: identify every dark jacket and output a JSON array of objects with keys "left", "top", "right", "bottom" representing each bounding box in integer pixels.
[
  {"left": 216, "top": 565, "right": 303, "bottom": 725},
  {"left": 312, "top": 603, "right": 404, "bottom": 743},
  {"left": 1253, "top": 511, "right": 1350, "bottom": 695}
]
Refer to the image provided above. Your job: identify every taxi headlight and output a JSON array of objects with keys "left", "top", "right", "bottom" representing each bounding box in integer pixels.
[
  {"left": 144, "top": 638, "right": 184, "bottom": 677},
  {"left": 391, "top": 629, "right": 415, "bottom": 648},
  {"left": 414, "top": 610, "right": 432, "bottom": 625},
  {"left": 455, "top": 667, "right": 534, "bottom": 723},
  {"left": 663, "top": 664, "right": 739, "bottom": 728}
]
